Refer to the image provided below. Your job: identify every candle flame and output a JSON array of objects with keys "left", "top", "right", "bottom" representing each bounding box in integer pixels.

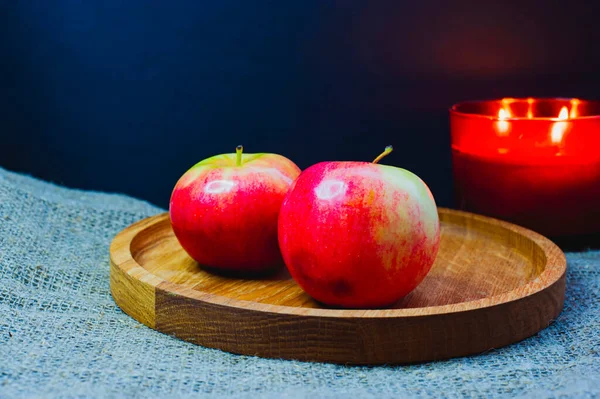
[
  {"left": 558, "top": 106, "right": 569, "bottom": 120},
  {"left": 570, "top": 99, "right": 579, "bottom": 118},
  {"left": 527, "top": 98, "right": 534, "bottom": 118},
  {"left": 550, "top": 106, "right": 570, "bottom": 144},
  {"left": 496, "top": 107, "right": 511, "bottom": 135}
]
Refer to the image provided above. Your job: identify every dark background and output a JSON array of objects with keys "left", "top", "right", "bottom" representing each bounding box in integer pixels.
[{"left": 2, "top": 1, "right": 600, "bottom": 209}]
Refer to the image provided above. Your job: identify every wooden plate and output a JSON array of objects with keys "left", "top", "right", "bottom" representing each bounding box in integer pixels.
[{"left": 110, "top": 209, "right": 566, "bottom": 365}]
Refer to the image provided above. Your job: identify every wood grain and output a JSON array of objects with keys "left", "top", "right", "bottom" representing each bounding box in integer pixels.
[{"left": 109, "top": 208, "right": 566, "bottom": 365}]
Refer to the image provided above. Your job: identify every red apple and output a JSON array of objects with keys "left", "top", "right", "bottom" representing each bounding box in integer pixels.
[
  {"left": 170, "top": 146, "right": 301, "bottom": 273},
  {"left": 278, "top": 146, "right": 440, "bottom": 308}
]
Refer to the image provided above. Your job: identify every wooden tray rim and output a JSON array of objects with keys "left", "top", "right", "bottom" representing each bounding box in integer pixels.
[{"left": 110, "top": 208, "right": 566, "bottom": 319}]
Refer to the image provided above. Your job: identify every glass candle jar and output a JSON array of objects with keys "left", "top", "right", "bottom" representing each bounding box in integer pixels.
[{"left": 450, "top": 98, "right": 600, "bottom": 237}]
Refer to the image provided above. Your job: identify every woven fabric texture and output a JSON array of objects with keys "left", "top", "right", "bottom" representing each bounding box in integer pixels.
[{"left": 0, "top": 166, "right": 598, "bottom": 398}]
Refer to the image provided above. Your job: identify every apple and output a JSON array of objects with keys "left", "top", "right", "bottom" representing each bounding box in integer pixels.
[
  {"left": 170, "top": 146, "right": 301, "bottom": 273},
  {"left": 278, "top": 146, "right": 440, "bottom": 308}
]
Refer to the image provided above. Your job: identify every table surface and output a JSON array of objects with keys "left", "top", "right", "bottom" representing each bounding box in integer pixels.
[{"left": 0, "top": 166, "right": 598, "bottom": 398}]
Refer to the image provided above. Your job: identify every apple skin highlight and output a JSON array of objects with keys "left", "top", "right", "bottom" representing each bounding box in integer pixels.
[
  {"left": 278, "top": 161, "right": 440, "bottom": 308},
  {"left": 170, "top": 150, "right": 301, "bottom": 272}
]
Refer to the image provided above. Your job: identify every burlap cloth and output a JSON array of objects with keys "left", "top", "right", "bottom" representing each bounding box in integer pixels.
[{"left": 0, "top": 166, "right": 598, "bottom": 398}]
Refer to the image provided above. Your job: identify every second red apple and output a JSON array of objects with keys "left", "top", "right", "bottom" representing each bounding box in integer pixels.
[{"left": 278, "top": 147, "right": 440, "bottom": 308}]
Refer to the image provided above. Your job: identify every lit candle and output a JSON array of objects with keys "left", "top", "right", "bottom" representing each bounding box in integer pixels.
[{"left": 450, "top": 98, "right": 600, "bottom": 237}]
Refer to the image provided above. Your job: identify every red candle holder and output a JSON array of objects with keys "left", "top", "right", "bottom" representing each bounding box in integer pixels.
[{"left": 450, "top": 98, "right": 600, "bottom": 237}]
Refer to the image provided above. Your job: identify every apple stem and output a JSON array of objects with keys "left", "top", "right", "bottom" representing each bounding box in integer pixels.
[
  {"left": 372, "top": 145, "right": 393, "bottom": 164},
  {"left": 236, "top": 145, "right": 243, "bottom": 166}
]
